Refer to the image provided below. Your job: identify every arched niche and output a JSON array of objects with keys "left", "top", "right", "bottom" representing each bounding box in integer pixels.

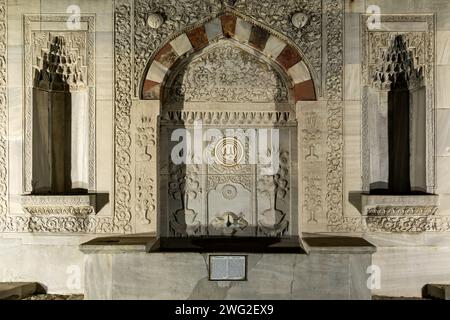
[
  {"left": 141, "top": 13, "right": 316, "bottom": 103},
  {"left": 135, "top": 13, "right": 316, "bottom": 237}
]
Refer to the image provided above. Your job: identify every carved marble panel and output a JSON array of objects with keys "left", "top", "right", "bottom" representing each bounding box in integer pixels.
[
  {"left": 134, "top": 0, "right": 222, "bottom": 95},
  {"left": 159, "top": 122, "right": 296, "bottom": 237},
  {"left": 117, "top": 0, "right": 345, "bottom": 235},
  {"left": 233, "top": 0, "right": 322, "bottom": 93},
  {"left": 165, "top": 41, "right": 289, "bottom": 104}
]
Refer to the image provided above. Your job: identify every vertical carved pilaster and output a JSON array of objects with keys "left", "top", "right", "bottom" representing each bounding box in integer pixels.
[
  {"left": 298, "top": 101, "right": 327, "bottom": 229},
  {"left": 324, "top": 0, "right": 345, "bottom": 230},
  {"left": 134, "top": 100, "right": 158, "bottom": 232},
  {"left": 0, "top": 0, "right": 8, "bottom": 230},
  {"left": 114, "top": 0, "right": 134, "bottom": 233}
]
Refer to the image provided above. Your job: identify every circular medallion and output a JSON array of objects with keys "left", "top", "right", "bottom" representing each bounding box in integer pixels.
[
  {"left": 147, "top": 13, "right": 164, "bottom": 29},
  {"left": 291, "top": 12, "right": 308, "bottom": 29},
  {"left": 214, "top": 137, "right": 244, "bottom": 167},
  {"left": 221, "top": 184, "right": 238, "bottom": 200}
]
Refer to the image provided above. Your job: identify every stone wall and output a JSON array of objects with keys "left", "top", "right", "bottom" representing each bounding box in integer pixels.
[{"left": 0, "top": 0, "right": 449, "bottom": 296}]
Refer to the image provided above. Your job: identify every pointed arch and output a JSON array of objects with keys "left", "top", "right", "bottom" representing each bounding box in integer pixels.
[{"left": 140, "top": 13, "right": 316, "bottom": 102}]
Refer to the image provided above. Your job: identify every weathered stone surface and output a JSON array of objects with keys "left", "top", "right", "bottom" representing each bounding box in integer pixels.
[
  {"left": 423, "top": 284, "right": 450, "bottom": 300},
  {"left": 0, "top": 282, "right": 39, "bottom": 300}
]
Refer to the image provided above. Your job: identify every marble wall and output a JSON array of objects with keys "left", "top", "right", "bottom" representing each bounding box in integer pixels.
[{"left": 2, "top": 0, "right": 450, "bottom": 297}]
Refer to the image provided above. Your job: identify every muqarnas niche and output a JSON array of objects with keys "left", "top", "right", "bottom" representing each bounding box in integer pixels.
[
  {"left": 32, "top": 36, "right": 89, "bottom": 194},
  {"left": 368, "top": 35, "right": 427, "bottom": 195}
]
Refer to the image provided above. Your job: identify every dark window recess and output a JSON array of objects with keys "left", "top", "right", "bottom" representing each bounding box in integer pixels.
[{"left": 387, "top": 74, "right": 411, "bottom": 194}]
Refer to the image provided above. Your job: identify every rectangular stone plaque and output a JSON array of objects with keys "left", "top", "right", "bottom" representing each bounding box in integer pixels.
[{"left": 209, "top": 255, "right": 247, "bottom": 281}]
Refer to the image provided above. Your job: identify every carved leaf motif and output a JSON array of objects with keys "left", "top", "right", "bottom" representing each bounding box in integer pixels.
[{"left": 168, "top": 41, "right": 288, "bottom": 103}]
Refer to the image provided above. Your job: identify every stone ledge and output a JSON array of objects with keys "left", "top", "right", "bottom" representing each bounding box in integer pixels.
[
  {"left": 80, "top": 235, "right": 376, "bottom": 255},
  {"left": 20, "top": 194, "right": 97, "bottom": 215},
  {"left": 80, "top": 235, "right": 153, "bottom": 253},
  {"left": 361, "top": 194, "right": 440, "bottom": 213},
  {"left": 302, "top": 235, "right": 376, "bottom": 254}
]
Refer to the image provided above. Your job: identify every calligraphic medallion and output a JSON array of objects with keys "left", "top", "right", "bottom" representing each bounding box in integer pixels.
[{"left": 214, "top": 137, "right": 244, "bottom": 167}]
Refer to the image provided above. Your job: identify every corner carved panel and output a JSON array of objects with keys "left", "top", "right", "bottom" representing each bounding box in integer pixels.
[
  {"left": 233, "top": 0, "right": 322, "bottom": 93},
  {"left": 134, "top": 0, "right": 221, "bottom": 95},
  {"left": 23, "top": 15, "right": 96, "bottom": 193}
]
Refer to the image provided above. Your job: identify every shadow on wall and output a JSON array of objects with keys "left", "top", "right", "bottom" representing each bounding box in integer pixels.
[{"left": 95, "top": 192, "right": 110, "bottom": 212}]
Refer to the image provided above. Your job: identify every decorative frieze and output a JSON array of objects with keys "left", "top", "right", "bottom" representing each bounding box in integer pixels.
[
  {"left": 362, "top": 195, "right": 443, "bottom": 233},
  {"left": 160, "top": 111, "right": 297, "bottom": 125}
]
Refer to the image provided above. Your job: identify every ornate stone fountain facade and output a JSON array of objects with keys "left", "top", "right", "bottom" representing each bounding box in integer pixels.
[{"left": 0, "top": 0, "right": 450, "bottom": 298}]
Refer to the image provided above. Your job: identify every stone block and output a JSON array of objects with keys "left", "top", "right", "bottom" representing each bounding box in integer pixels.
[{"left": 0, "top": 282, "right": 39, "bottom": 300}]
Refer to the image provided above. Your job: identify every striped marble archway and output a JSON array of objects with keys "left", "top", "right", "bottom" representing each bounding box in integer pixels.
[{"left": 141, "top": 13, "right": 316, "bottom": 102}]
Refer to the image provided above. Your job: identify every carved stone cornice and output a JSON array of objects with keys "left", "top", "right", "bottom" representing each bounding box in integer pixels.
[{"left": 160, "top": 111, "right": 297, "bottom": 125}]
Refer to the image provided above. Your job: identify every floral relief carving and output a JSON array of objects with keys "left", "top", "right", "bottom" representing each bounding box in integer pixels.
[
  {"left": 302, "top": 111, "right": 322, "bottom": 161},
  {"left": 168, "top": 41, "right": 288, "bottom": 103},
  {"left": 113, "top": 0, "right": 134, "bottom": 233},
  {"left": 135, "top": 116, "right": 156, "bottom": 225},
  {"left": 134, "top": 0, "right": 221, "bottom": 95},
  {"left": 0, "top": 0, "right": 7, "bottom": 231},
  {"left": 168, "top": 165, "right": 202, "bottom": 236},
  {"left": 0, "top": 0, "right": 351, "bottom": 235},
  {"left": 324, "top": 0, "right": 344, "bottom": 99},
  {"left": 326, "top": 100, "right": 344, "bottom": 229},
  {"left": 303, "top": 176, "right": 322, "bottom": 223},
  {"left": 257, "top": 151, "right": 290, "bottom": 237},
  {"left": 233, "top": 0, "right": 322, "bottom": 87}
]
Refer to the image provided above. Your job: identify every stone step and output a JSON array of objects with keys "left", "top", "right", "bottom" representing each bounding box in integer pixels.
[
  {"left": 0, "top": 282, "right": 40, "bottom": 300},
  {"left": 423, "top": 284, "right": 450, "bottom": 300}
]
